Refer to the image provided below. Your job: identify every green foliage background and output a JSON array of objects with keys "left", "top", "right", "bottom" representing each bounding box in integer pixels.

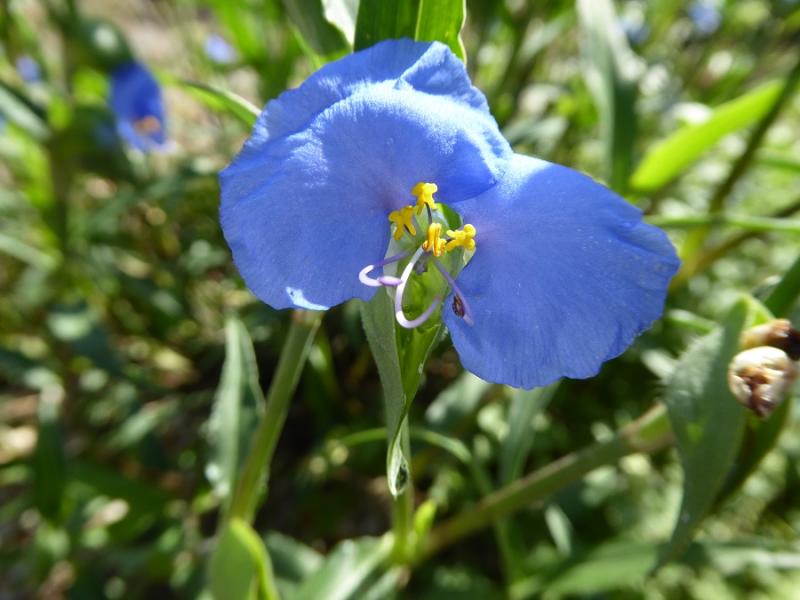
[{"left": 1, "top": 0, "right": 800, "bottom": 598}]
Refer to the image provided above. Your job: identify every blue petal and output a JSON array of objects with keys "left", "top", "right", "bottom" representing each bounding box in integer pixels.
[
  {"left": 444, "top": 154, "right": 679, "bottom": 389},
  {"left": 16, "top": 55, "right": 41, "bottom": 83},
  {"left": 109, "top": 62, "right": 167, "bottom": 151},
  {"left": 204, "top": 34, "right": 237, "bottom": 64},
  {"left": 221, "top": 45, "right": 511, "bottom": 311},
  {"left": 245, "top": 38, "right": 492, "bottom": 151}
]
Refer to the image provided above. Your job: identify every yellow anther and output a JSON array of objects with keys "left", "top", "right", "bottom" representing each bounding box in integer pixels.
[
  {"left": 388, "top": 206, "right": 417, "bottom": 240},
  {"left": 445, "top": 224, "right": 477, "bottom": 252},
  {"left": 422, "top": 223, "right": 446, "bottom": 257},
  {"left": 412, "top": 182, "right": 439, "bottom": 215}
]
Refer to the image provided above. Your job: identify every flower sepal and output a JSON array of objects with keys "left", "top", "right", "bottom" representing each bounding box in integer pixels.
[{"left": 361, "top": 286, "right": 445, "bottom": 498}]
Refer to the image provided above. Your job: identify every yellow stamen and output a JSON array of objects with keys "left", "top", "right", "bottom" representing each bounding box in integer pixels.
[
  {"left": 445, "top": 224, "right": 477, "bottom": 252},
  {"left": 388, "top": 206, "right": 417, "bottom": 240},
  {"left": 412, "top": 182, "right": 438, "bottom": 215},
  {"left": 422, "top": 223, "right": 446, "bottom": 257}
]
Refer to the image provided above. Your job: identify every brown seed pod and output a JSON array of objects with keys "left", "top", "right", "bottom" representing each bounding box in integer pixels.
[
  {"left": 741, "top": 319, "right": 800, "bottom": 360},
  {"left": 728, "top": 346, "right": 798, "bottom": 418}
]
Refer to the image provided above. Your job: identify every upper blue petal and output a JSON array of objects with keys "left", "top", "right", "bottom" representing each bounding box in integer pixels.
[
  {"left": 444, "top": 154, "right": 679, "bottom": 389},
  {"left": 244, "top": 38, "right": 493, "bottom": 151},
  {"left": 220, "top": 40, "right": 511, "bottom": 311},
  {"left": 109, "top": 61, "right": 167, "bottom": 151}
]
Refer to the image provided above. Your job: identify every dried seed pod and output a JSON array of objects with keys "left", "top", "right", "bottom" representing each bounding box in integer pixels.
[
  {"left": 741, "top": 319, "right": 800, "bottom": 360},
  {"left": 728, "top": 346, "right": 798, "bottom": 418}
]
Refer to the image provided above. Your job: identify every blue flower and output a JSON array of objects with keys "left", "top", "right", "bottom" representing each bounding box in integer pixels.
[
  {"left": 16, "top": 55, "right": 41, "bottom": 83},
  {"left": 204, "top": 33, "right": 237, "bottom": 65},
  {"left": 220, "top": 39, "right": 679, "bottom": 388},
  {"left": 109, "top": 61, "right": 167, "bottom": 151},
  {"left": 688, "top": 2, "right": 721, "bottom": 36}
]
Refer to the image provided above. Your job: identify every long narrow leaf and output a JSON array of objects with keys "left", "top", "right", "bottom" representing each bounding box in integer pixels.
[
  {"left": 206, "top": 318, "right": 265, "bottom": 507},
  {"left": 659, "top": 298, "right": 754, "bottom": 566},
  {"left": 354, "top": 0, "right": 420, "bottom": 51},
  {"left": 577, "top": 0, "right": 639, "bottom": 192},
  {"left": 416, "top": 0, "right": 466, "bottom": 61},
  {"left": 631, "top": 80, "right": 782, "bottom": 192}
]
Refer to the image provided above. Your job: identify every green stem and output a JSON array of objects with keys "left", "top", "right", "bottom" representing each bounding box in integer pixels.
[
  {"left": 227, "top": 310, "right": 322, "bottom": 523},
  {"left": 391, "top": 421, "right": 414, "bottom": 563},
  {"left": 670, "top": 194, "right": 800, "bottom": 291},
  {"left": 648, "top": 213, "right": 800, "bottom": 234},
  {"left": 420, "top": 404, "right": 673, "bottom": 559}
]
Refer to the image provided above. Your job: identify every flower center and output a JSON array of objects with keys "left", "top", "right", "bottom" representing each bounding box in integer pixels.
[
  {"left": 359, "top": 182, "right": 475, "bottom": 328},
  {"left": 133, "top": 115, "right": 162, "bottom": 135}
]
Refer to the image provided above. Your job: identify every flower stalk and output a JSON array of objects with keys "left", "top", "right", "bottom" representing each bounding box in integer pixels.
[
  {"left": 391, "top": 421, "right": 414, "bottom": 563},
  {"left": 227, "top": 310, "right": 321, "bottom": 524}
]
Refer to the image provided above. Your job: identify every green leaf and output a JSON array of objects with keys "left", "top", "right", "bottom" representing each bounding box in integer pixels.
[
  {"left": 764, "top": 251, "right": 800, "bottom": 317},
  {"left": 283, "top": 0, "right": 351, "bottom": 57},
  {"left": 265, "top": 531, "right": 324, "bottom": 583},
  {"left": 423, "top": 565, "right": 502, "bottom": 598},
  {"left": 322, "top": 0, "right": 359, "bottom": 45},
  {"left": 499, "top": 382, "right": 559, "bottom": 485},
  {"left": 360, "top": 290, "right": 409, "bottom": 496},
  {"left": 659, "top": 298, "right": 752, "bottom": 566},
  {"left": 577, "top": 0, "right": 639, "bottom": 192},
  {"left": 293, "top": 537, "right": 392, "bottom": 600},
  {"left": 416, "top": 0, "right": 466, "bottom": 61},
  {"left": 360, "top": 290, "right": 441, "bottom": 496},
  {"left": 517, "top": 538, "right": 800, "bottom": 598},
  {"left": 0, "top": 81, "right": 49, "bottom": 141},
  {"left": 206, "top": 317, "right": 265, "bottom": 507},
  {"left": 544, "top": 541, "right": 657, "bottom": 595},
  {"left": 720, "top": 397, "right": 792, "bottom": 503},
  {"left": 410, "top": 426, "right": 472, "bottom": 464},
  {"left": 209, "top": 518, "right": 279, "bottom": 600},
  {"left": 106, "top": 399, "right": 179, "bottom": 450},
  {"left": 413, "top": 499, "right": 438, "bottom": 549},
  {"left": 32, "top": 386, "right": 66, "bottom": 523},
  {"left": 172, "top": 79, "right": 259, "bottom": 128},
  {"left": 354, "top": 0, "right": 420, "bottom": 51},
  {"left": 204, "top": 0, "right": 267, "bottom": 62},
  {"left": 70, "top": 460, "right": 173, "bottom": 542},
  {"left": 702, "top": 538, "right": 800, "bottom": 574},
  {"left": 0, "top": 232, "right": 57, "bottom": 269},
  {"left": 544, "top": 503, "right": 573, "bottom": 557},
  {"left": 47, "top": 302, "right": 125, "bottom": 377},
  {"left": 71, "top": 460, "right": 170, "bottom": 517},
  {"left": 0, "top": 348, "right": 59, "bottom": 391},
  {"left": 425, "top": 371, "right": 492, "bottom": 432},
  {"left": 354, "top": 0, "right": 466, "bottom": 59},
  {"left": 631, "top": 80, "right": 783, "bottom": 192},
  {"left": 717, "top": 297, "right": 792, "bottom": 504}
]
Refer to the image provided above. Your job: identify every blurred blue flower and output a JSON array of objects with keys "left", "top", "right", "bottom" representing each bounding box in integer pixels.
[
  {"left": 16, "top": 55, "right": 41, "bottom": 83},
  {"left": 688, "top": 2, "right": 721, "bottom": 36},
  {"left": 109, "top": 61, "right": 167, "bottom": 151},
  {"left": 621, "top": 20, "right": 650, "bottom": 46},
  {"left": 204, "top": 33, "right": 237, "bottom": 65},
  {"left": 220, "top": 39, "right": 679, "bottom": 388}
]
